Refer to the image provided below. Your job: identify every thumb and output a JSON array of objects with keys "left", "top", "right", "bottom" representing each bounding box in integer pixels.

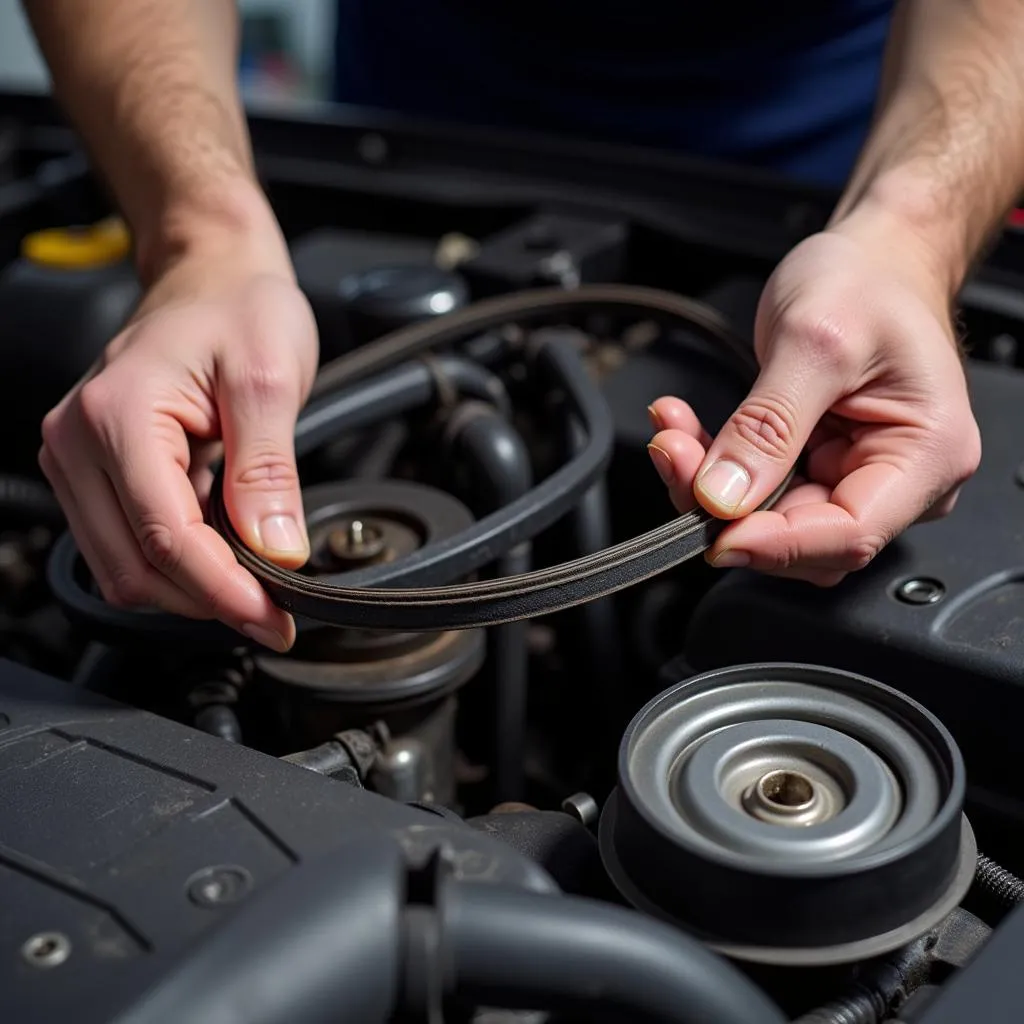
[
  {"left": 220, "top": 365, "right": 309, "bottom": 569},
  {"left": 694, "top": 350, "right": 841, "bottom": 519}
]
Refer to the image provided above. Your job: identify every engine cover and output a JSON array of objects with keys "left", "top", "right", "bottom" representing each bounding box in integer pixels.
[{"left": 0, "top": 659, "right": 553, "bottom": 1024}]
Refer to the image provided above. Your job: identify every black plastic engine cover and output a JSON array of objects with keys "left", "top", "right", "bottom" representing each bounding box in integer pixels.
[
  {"left": 0, "top": 659, "right": 553, "bottom": 1024},
  {"left": 682, "top": 359, "right": 1024, "bottom": 810}
]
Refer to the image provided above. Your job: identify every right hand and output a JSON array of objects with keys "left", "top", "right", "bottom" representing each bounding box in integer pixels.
[
  {"left": 39, "top": 230, "right": 319, "bottom": 653},
  {"left": 646, "top": 217, "right": 981, "bottom": 587}
]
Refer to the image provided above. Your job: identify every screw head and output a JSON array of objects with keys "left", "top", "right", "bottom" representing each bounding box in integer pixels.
[
  {"left": 895, "top": 578, "right": 946, "bottom": 606},
  {"left": 186, "top": 865, "right": 253, "bottom": 908},
  {"left": 21, "top": 932, "right": 71, "bottom": 968}
]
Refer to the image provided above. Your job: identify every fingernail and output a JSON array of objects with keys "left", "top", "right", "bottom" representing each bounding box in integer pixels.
[
  {"left": 710, "top": 549, "right": 751, "bottom": 569},
  {"left": 647, "top": 443, "right": 674, "bottom": 484},
  {"left": 242, "top": 622, "right": 290, "bottom": 653},
  {"left": 258, "top": 514, "right": 307, "bottom": 555},
  {"left": 647, "top": 404, "right": 663, "bottom": 430},
  {"left": 696, "top": 460, "right": 750, "bottom": 510}
]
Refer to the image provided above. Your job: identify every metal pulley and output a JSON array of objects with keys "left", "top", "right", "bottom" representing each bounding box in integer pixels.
[{"left": 599, "top": 662, "right": 977, "bottom": 967}]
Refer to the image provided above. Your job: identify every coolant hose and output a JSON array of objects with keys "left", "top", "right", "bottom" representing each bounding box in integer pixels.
[
  {"left": 441, "top": 881, "right": 786, "bottom": 1024},
  {"left": 445, "top": 401, "right": 534, "bottom": 802}
]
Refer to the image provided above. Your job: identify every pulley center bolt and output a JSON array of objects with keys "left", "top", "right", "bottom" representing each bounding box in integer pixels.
[
  {"left": 326, "top": 518, "right": 387, "bottom": 563},
  {"left": 743, "top": 769, "right": 827, "bottom": 827}
]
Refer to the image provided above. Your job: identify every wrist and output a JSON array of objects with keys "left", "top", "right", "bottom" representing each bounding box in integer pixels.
[
  {"left": 828, "top": 171, "right": 968, "bottom": 306},
  {"left": 134, "top": 173, "right": 293, "bottom": 289}
]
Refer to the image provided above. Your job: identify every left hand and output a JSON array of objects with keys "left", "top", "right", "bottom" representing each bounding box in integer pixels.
[
  {"left": 646, "top": 219, "right": 982, "bottom": 586},
  {"left": 39, "top": 224, "right": 318, "bottom": 651}
]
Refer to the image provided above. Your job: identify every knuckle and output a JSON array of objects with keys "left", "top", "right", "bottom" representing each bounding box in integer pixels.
[
  {"left": 40, "top": 405, "right": 78, "bottom": 459},
  {"left": 759, "top": 545, "right": 799, "bottom": 574},
  {"left": 40, "top": 409, "right": 62, "bottom": 450},
  {"left": 732, "top": 395, "right": 800, "bottom": 462},
  {"left": 37, "top": 441, "right": 56, "bottom": 479},
  {"left": 104, "top": 570, "right": 150, "bottom": 609},
  {"left": 137, "top": 515, "right": 182, "bottom": 574},
  {"left": 198, "top": 583, "right": 229, "bottom": 620},
  {"left": 955, "top": 424, "right": 982, "bottom": 481},
  {"left": 78, "top": 378, "right": 114, "bottom": 431},
  {"left": 779, "top": 307, "right": 858, "bottom": 374},
  {"left": 845, "top": 534, "right": 887, "bottom": 572},
  {"left": 233, "top": 446, "right": 299, "bottom": 493},
  {"left": 815, "top": 571, "right": 847, "bottom": 589},
  {"left": 233, "top": 362, "right": 295, "bottom": 406}
]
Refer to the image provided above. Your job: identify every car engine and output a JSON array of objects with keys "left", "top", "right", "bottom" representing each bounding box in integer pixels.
[{"left": 1, "top": 92, "right": 1024, "bottom": 1023}]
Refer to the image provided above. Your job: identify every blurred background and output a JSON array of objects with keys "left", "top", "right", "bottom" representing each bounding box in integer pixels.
[{"left": 0, "top": 0, "right": 336, "bottom": 104}]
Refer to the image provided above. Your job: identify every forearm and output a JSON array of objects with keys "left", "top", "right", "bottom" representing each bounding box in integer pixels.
[
  {"left": 22, "top": 0, "right": 284, "bottom": 284},
  {"left": 830, "top": 0, "right": 1024, "bottom": 299}
]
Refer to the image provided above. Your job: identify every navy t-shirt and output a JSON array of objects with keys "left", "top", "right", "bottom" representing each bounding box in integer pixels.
[{"left": 332, "top": 1, "right": 895, "bottom": 187}]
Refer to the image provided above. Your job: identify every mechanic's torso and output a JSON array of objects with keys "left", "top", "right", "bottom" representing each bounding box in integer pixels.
[{"left": 332, "top": 0, "right": 896, "bottom": 186}]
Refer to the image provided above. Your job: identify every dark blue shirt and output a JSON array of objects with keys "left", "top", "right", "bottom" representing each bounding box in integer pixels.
[{"left": 332, "top": 1, "right": 895, "bottom": 187}]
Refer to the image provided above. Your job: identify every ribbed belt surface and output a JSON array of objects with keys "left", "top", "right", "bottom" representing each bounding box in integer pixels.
[{"left": 208, "top": 285, "right": 791, "bottom": 631}]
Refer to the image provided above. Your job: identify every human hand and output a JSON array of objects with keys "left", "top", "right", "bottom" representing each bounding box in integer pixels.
[
  {"left": 647, "top": 217, "right": 981, "bottom": 586},
  {"left": 39, "top": 228, "right": 318, "bottom": 651}
]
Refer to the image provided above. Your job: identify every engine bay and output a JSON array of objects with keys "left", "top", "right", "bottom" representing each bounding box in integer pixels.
[{"left": 2, "top": 91, "right": 1024, "bottom": 1023}]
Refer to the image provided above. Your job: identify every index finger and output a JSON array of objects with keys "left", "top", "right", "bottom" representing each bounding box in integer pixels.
[{"left": 104, "top": 419, "right": 295, "bottom": 649}]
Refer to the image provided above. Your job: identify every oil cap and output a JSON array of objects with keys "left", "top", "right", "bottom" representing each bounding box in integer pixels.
[{"left": 22, "top": 217, "right": 131, "bottom": 270}]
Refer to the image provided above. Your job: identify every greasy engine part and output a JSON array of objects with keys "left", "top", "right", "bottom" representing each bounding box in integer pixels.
[
  {"left": 791, "top": 908, "right": 992, "bottom": 1024},
  {"left": 252, "top": 479, "right": 485, "bottom": 807},
  {"left": 207, "top": 284, "right": 793, "bottom": 632},
  {"left": 598, "top": 663, "right": 977, "bottom": 968}
]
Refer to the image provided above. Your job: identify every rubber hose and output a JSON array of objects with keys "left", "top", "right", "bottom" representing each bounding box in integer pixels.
[
  {"left": 491, "top": 543, "right": 531, "bottom": 802},
  {"left": 194, "top": 704, "right": 242, "bottom": 744},
  {"left": 441, "top": 882, "right": 786, "bottom": 1024},
  {"left": 974, "top": 853, "right": 1024, "bottom": 908},
  {"left": 295, "top": 354, "right": 509, "bottom": 458},
  {"left": 445, "top": 403, "right": 533, "bottom": 802},
  {"left": 0, "top": 474, "right": 64, "bottom": 528}
]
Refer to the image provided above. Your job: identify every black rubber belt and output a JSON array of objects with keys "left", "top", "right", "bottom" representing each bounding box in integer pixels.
[{"left": 209, "top": 285, "right": 789, "bottom": 631}]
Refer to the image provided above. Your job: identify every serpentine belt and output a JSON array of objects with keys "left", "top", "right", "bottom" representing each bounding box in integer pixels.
[{"left": 205, "top": 284, "right": 792, "bottom": 632}]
